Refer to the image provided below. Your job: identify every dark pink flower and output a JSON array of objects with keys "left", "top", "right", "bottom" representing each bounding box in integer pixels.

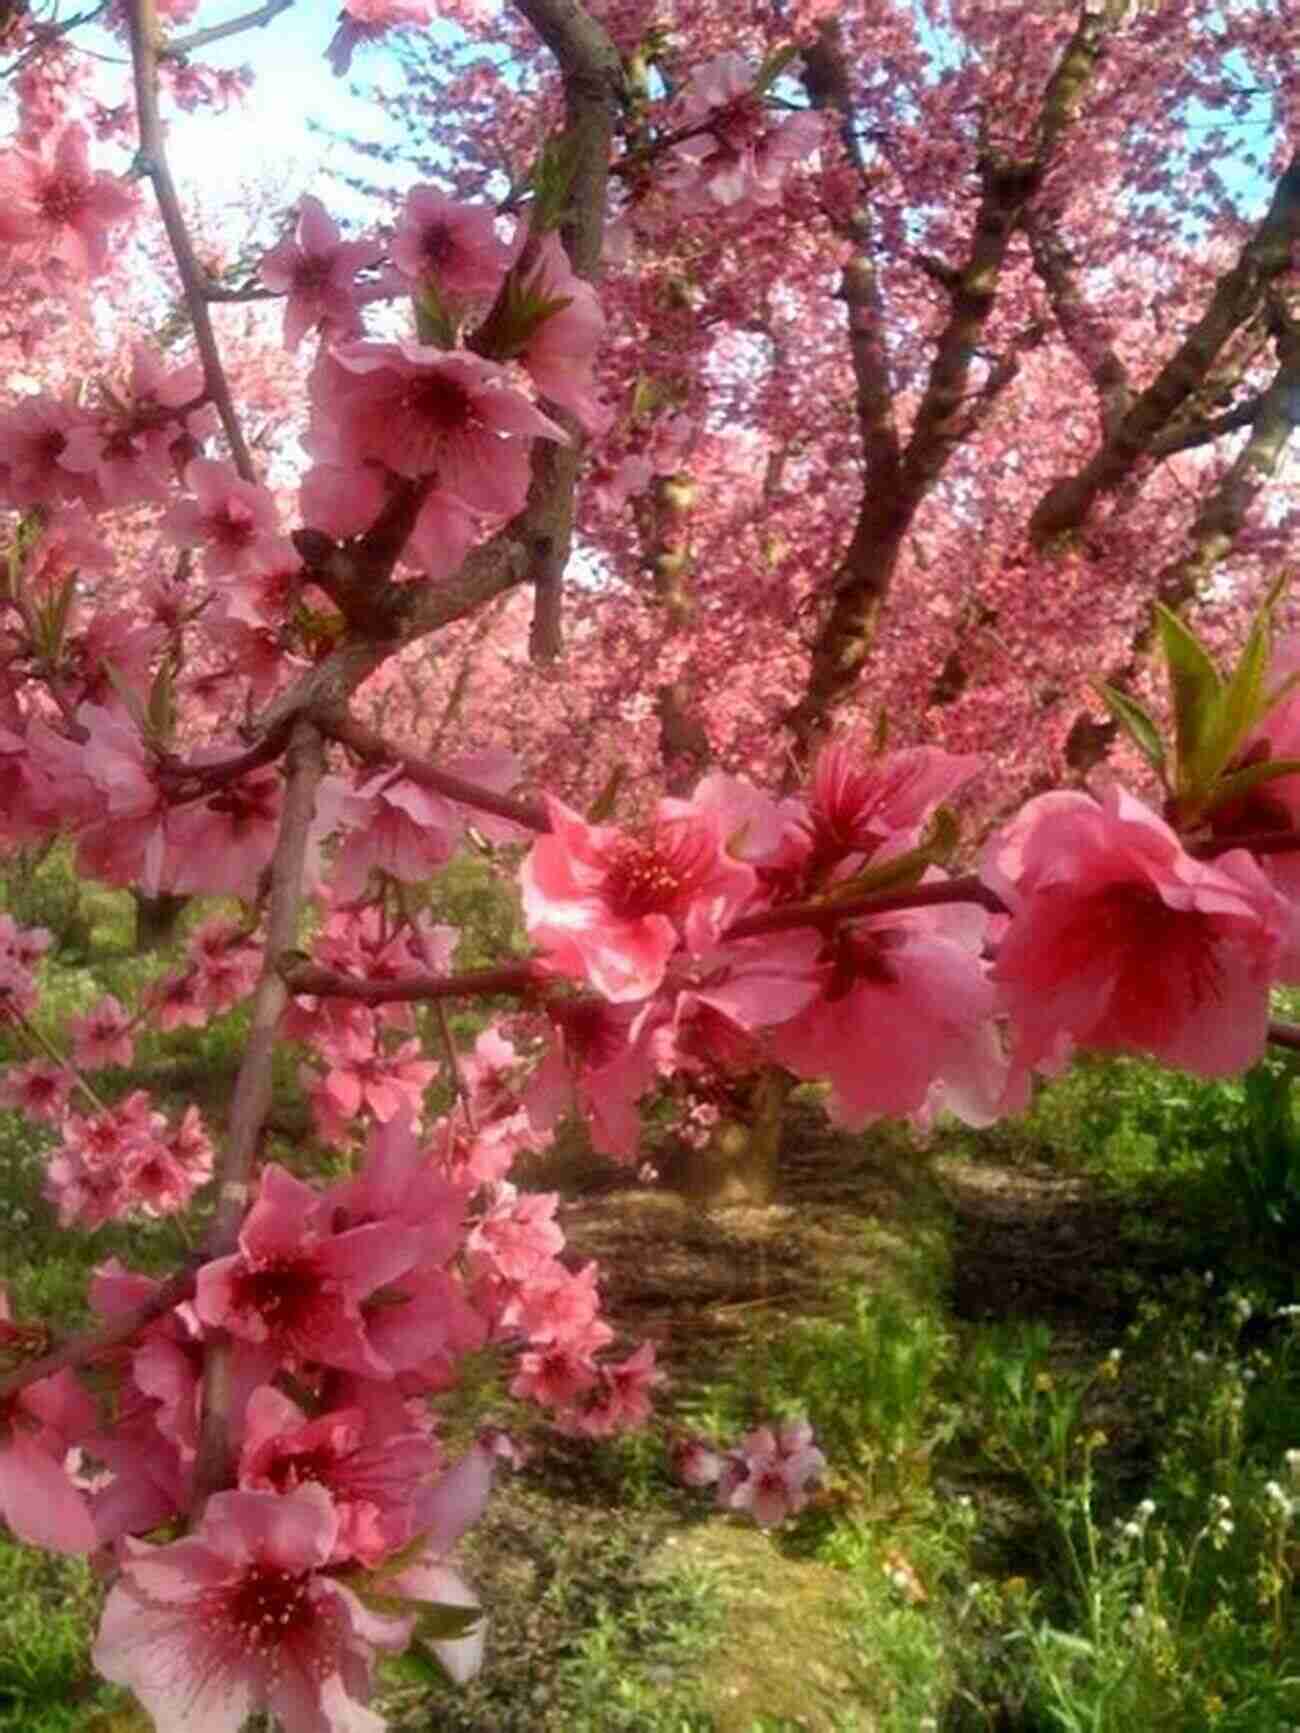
[{"left": 194, "top": 1164, "right": 422, "bottom": 1378}]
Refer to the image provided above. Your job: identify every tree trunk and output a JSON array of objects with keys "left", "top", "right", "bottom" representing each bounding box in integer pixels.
[
  {"left": 133, "top": 889, "right": 189, "bottom": 952},
  {"left": 667, "top": 1070, "right": 792, "bottom": 1207}
]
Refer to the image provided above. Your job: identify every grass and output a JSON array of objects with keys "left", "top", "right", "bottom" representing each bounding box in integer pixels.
[{"left": 7, "top": 851, "right": 1300, "bottom": 1729}]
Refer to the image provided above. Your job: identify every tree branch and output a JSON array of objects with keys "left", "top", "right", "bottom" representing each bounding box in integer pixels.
[
  {"left": 161, "top": 0, "right": 295, "bottom": 59},
  {"left": 318, "top": 711, "right": 551, "bottom": 833},
  {"left": 1029, "top": 151, "right": 1300, "bottom": 546},
  {"left": 191, "top": 717, "right": 325, "bottom": 1503},
  {"left": 125, "top": 0, "right": 258, "bottom": 482},
  {"left": 787, "top": 2, "right": 1116, "bottom": 762},
  {"left": 0, "top": 1267, "right": 197, "bottom": 1404}
]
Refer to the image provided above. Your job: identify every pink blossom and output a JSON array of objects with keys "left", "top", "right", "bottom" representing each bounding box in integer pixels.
[
  {"left": 720, "top": 1419, "right": 826, "bottom": 1526},
  {"left": 59, "top": 345, "right": 209, "bottom": 506},
  {"left": 386, "top": 1443, "right": 493, "bottom": 1684},
  {"left": 667, "top": 56, "right": 823, "bottom": 215},
  {"left": 522, "top": 795, "right": 758, "bottom": 1003},
  {"left": 805, "top": 739, "right": 985, "bottom": 862},
  {"left": 768, "top": 889, "right": 1005, "bottom": 1128},
  {"left": 331, "top": 750, "right": 523, "bottom": 897},
  {"left": 328, "top": 0, "right": 434, "bottom": 76},
  {"left": 524, "top": 996, "right": 658, "bottom": 1159},
  {"left": 0, "top": 1291, "right": 96, "bottom": 1554},
  {"left": 564, "top": 1341, "right": 664, "bottom": 1436},
  {"left": 166, "top": 770, "right": 283, "bottom": 900},
  {"left": 315, "top": 341, "right": 565, "bottom": 516},
  {"left": 194, "top": 1164, "right": 423, "bottom": 1378},
  {"left": 314, "top": 1035, "right": 438, "bottom": 1131},
  {"left": 0, "top": 125, "right": 135, "bottom": 278},
  {"left": 518, "top": 233, "right": 611, "bottom": 434},
  {"left": 70, "top": 993, "right": 135, "bottom": 1070},
  {"left": 0, "top": 392, "right": 98, "bottom": 509},
  {"left": 986, "top": 788, "right": 1288, "bottom": 1083},
  {"left": 261, "top": 196, "right": 381, "bottom": 351},
  {"left": 93, "top": 1483, "right": 409, "bottom": 1733},
  {"left": 239, "top": 1385, "right": 439, "bottom": 1566},
  {"left": 390, "top": 187, "right": 512, "bottom": 297},
  {"left": 0, "top": 1058, "right": 75, "bottom": 1122},
  {"left": 163, "top": 458, "right": 283, "bottom": 578}
]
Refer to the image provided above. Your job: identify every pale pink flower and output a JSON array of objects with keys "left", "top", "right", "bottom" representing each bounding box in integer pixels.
[
  {"left": 0, "top": 1291, "right": 97, "bottom": 1554},
  {"left": 721, "top": 1419, "right": 826, "bottom": 1526},
  {"left": 239, "top": 1385, "right": 439, "bottom": 1566},
  {"left": 522, "top": 795, "right": 758, "bottom": 1003},
  {"left": 0, "top": 125, "right": 135, "bottom": 278},
  {"left": 768, "top": 890, "right": 1005, "bottom": 1129},
  {"left": 261, "top": 196, "right": 381, "bottom": 351},
  {"left": 565, "top": 1341, "right": 664, "bottom": 1437},
  {"left": 59, "top": 345, "right": 209, "bottom": 506},
  {"left": 390, "top": 187, "right": 512, "bottom": 297},
  {"left": 986, "top": 787, "right": 1288, "bottom": 1083},
  {"left": 163, "top": 458, "right": 283, "bottom": 578},
  {"left": 518, "top": 233, "right": 611, "bottom": 434},
  {"left": 0, "top": 392, "right": 98, "bottom": 508},
  {"left": 166, "top": 770, "right": 283, "bottom": 900},
  {"left": 0, "top": 1058, "right": 75, "bottom": 1122},
  {"left": 92, "top": 1483, "right": 410, "bottom": 1733},
  {"left": 668, "top": 55, "right": 823, "bottom": 215}
]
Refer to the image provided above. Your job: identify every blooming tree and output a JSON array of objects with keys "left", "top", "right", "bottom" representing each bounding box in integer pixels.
[{"left": 2, "top": 0, "right": 1300, "bottom": 1728}]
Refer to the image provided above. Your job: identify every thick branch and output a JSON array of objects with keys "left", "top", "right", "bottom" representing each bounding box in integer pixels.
[
  {"left": 1030, "top": 151, "right": 1300, "bottom": 546},
  {"left": 1023, "top": 202, "right": 1131, "bottom": 435},
  {"left": 505, "top": 0, "right": 620, "bottom": 654},
  {"left": 125, "top": 0, "right": 257, "bottom": 481},
  {"left": 787, "top": 3, "right": 1115, "bottom": 762},
  {"left": 281, "top": 959, "right": 543, "bottom": 1004},
  {"left": 1065, "top": 318, "right": 1300, "bottom": 773}
]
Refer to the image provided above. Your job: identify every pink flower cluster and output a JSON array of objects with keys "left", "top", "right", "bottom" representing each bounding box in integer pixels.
[{"left": 675, "top": 1417, "right": 827, "bottom": 1526}]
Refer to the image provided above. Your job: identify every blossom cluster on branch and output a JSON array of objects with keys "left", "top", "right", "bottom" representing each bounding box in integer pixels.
[{"left": 2, "top": 0, "right": 1300, "bottom": 1727}]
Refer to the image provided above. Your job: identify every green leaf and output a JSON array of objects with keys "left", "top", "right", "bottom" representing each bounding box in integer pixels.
[
  {"left": 1093, "top": 682, "right": 1166, "bottom": 778},
  {"left": 102, "top": 661, "right": 148, "bottom": 734},
  {"left": 1156, "top": 605, "right": 1222, "bottom": 790},
  {"left": 413, "top": 282, "right": 459, "bottom": 350},
  {"left": 414, "top": 1601, "right": 483, "bottom": 1642},
  {"left": 146, "top": 660, "right": 176, "bottom": 746},
  {"left": 820, "top": 805, "right": 959, "bottom": 904},
  {"left": 1208, "top": 601, "right": 1273, "bottom": 775},
  {"left": 1200, "top": 756, "right": 1300, "bottom": 815},
  {"left": 755, "top": 42, "right": 801, "bottom": 93}
]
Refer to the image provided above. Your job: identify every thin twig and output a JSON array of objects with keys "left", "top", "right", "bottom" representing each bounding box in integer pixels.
[
  {"left": 125, "top": 0, "right": 258, "bottom": 482},
  {"left": 162, "top": 0, "right": 296, "bottom": 59}
]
